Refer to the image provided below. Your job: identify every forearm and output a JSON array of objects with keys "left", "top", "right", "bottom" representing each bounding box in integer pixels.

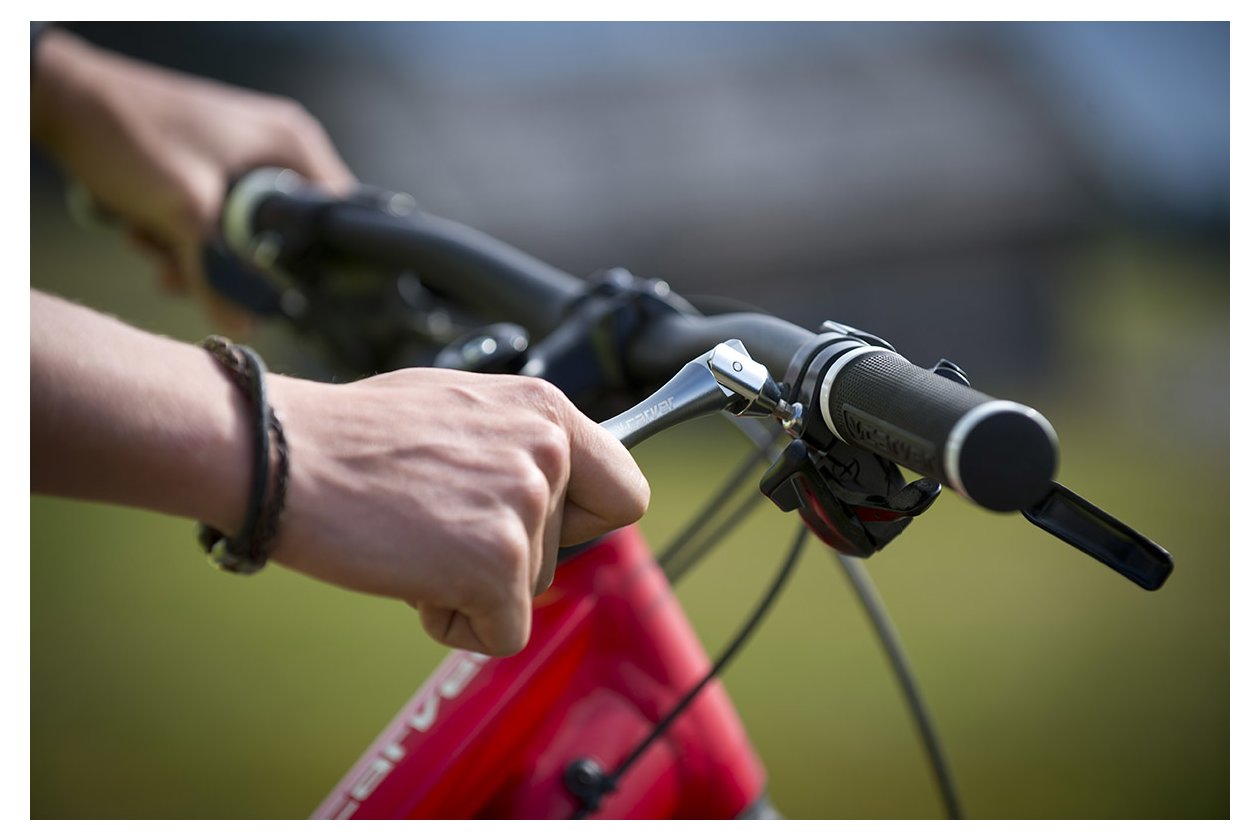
[
  {"left": 30, "top": 289, "right": 650, "bottom": 655},
  {"left": 31, "top": 290, "right": 252, "bottom": 534}
]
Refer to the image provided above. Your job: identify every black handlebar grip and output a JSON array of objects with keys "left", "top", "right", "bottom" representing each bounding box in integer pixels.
[{"left": 819, "top": 348, "right": 1058, "bottom": 512}]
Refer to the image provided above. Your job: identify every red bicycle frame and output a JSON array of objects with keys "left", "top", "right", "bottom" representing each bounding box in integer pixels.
[{"left": 313, "top": 525, "right": 768, "bottom": 819}]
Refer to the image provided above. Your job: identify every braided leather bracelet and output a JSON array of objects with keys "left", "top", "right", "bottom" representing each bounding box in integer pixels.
[{"left": 197, "top": 336, "right": 289, "bottom": 574}]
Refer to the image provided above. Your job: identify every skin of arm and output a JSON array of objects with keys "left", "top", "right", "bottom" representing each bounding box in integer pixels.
[
  {"left": 32, "top": 291, "right": 650, "bottom": 656},
  {"left": 30, "top": 32, "right": 652, "bottom": 657}
]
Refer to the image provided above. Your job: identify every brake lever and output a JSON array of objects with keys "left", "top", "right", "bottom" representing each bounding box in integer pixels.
[
  {"left": 1021, "top": 483, "right": 1174, "bottom": 591},
  {"left": 600, "top": 339, "right": 801, "bottom": 448}
]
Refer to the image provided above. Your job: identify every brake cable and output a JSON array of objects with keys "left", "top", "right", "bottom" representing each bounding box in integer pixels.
[
  {"left": 660, "top": 485, "right": 767, "bottom": 584},
  {"left": 567, "top": 524, "right": 809, "bottom": 819},
  {"left": 657, "top": 425, "right": 782, "bottom": 583},
  {"left": 834, "top": 553, "right": 964, "bottom": 819}
]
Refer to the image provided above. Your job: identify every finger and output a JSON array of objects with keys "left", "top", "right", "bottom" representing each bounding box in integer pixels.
[
  {"left": 523, "top": 425, "right": 568, "bottom": 598},
  {"left": 557, "top": 414, "right": 651, "bottom": 546},
  {"left": 418, "top": 605, "right": 489, "bottom": 655},
  {"left": 418, "top": 598, "right": 531, "bottom": 658},
  {"left": 157, "top": 262, "right": 185, "bottom": 295},
  {"left": 274, "top": 115, "right": 357, "bottom": 195},
  {"left": 125, "top": 228, "right": 187, "bottom": 294},
  {"left": 298, "top": 127, "right": 357, "bottom": 194},
  {"left": 125, "top": 227, "right": 172, "bottom": 259},
  {"left": 535, "top": 491, "right": 562, "bottom": 597},
  {"left": 557, "top": 500, "right": 622, "bottom": 548},
  {"left": 177, "top": 243, "right": 255, "bottom": 338},
  {"left": 205, "top": 294, "right": 255, "bottom": 338}
]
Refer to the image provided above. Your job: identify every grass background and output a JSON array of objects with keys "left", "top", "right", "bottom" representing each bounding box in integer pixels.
[{"left": 30, "top": 202, "right": 1228, "bottom": 818}]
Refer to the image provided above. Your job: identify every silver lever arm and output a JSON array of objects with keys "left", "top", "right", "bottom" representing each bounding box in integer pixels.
[{"left": 600, "top": 340, "right": 801, "bottom": 449}]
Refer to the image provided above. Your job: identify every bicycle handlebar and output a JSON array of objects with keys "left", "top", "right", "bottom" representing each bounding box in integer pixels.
[
  {"left": 223, "top": 169, "right": 1058, "bottom": 512},
  {"left": 623, "top": 312, "right": 814, "bottom": 383},
  {"left": 819, "top": 349, "right": 1057, "bottom": 511},
  {"left": 225, "top": 169, "right": 586, "bottom": 337}
]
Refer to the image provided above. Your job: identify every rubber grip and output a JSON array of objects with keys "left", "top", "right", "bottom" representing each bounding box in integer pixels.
[{"left": 821, "top": 350, "right": 1058, "bottom": 512}]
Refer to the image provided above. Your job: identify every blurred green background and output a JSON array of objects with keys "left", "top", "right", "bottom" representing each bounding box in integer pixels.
[{"left": 30, "top": 23, "right": 1227, "bottom": 819}]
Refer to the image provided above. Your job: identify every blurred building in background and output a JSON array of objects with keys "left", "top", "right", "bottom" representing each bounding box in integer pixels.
[{"left": 33, "top": 22, "right": 1228, "bottom": 389}]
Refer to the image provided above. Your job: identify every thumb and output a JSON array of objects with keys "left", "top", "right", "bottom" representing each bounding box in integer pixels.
[{"left": 558, "top": 412, "right": 651, "bottom": 546}]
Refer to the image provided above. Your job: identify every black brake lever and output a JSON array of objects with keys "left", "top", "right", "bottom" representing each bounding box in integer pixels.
[{"left": 1021, "top": 482, "right": 1173, "bottom": 591}]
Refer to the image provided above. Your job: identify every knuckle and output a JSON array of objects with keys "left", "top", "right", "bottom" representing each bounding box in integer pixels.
[
  {"left": 275, "top": 96, "right": 313, "bottom": 125},
  {"left": 521, "top": 376, "right": 565, "bottom": 415},
  {"left": 417, "top": 606, "right": 450, "bottom": 645},
  {"left": 482, "top": 517, "right": 532, "bottom": 572},
  {"left": 271, "top": 98, "right": 322, "bottom": 143},
  {"left": 513, "top": 464, "right": 553, "bottom": 523},
  {"left": 529, "top": 423, "right": 569, "bottom": 484}
]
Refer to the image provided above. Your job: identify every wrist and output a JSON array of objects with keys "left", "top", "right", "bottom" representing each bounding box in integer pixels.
[
  {"left": 31, "top": 292, "right": 281, "bottom": 550},
  {"left": 254, "top": 371, "right": 322, "bottom": 565}
]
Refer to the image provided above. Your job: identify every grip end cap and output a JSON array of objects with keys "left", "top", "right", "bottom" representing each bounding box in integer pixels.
[{"left": 948, "top": 403, "right": 1058, "bottom": 512}]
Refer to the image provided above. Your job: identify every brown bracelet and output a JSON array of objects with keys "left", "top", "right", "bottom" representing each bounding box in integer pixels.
[{"left": 197, "top": 336, "right": 289, "bottom": 574}]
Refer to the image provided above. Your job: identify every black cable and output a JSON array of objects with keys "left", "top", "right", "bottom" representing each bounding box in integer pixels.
[
  {"left": 655, "top": 421, "right": 781, "bottom": 582},
  {"left": 661, "top": 486, "right": 767, "bottom": 583},
  {"left": 571, "top": 524, "right": 809, "bottom": 819},
  {"left": 834, "top": 553, "right": 965, "bottom": 819}
]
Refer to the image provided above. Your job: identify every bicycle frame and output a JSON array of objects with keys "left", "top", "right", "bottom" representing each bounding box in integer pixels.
[{"left": 313, "top": 525, "right": 768, "bottom": 819}]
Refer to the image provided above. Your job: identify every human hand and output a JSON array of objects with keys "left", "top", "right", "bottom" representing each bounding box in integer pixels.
[
  {"left": 31, "top": 28, "right": 355, "bottom": 332},
  {"left": 265, "top": 369, "right": 651, "bottom": 657}
]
